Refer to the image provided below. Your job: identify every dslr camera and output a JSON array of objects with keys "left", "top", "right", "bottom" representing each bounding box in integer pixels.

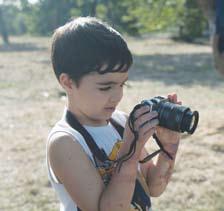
[{"left": 142, "top": 96, "right": 199, "bottom": 134}]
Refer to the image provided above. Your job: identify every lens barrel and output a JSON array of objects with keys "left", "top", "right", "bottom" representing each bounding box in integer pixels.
[
  {"left": 142, "top": 96, "right": 199, "bottom": 134},
  {"left": 181, "top": 110, "right": 199, "bottom": 134}
]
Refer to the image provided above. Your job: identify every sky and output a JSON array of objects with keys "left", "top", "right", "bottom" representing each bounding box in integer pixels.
[
  {"left": 28, "top": 0, "right": 38, "bottom": 4},
  {"left": 0, "top": 0, "right": 39, "bottom": 4}
]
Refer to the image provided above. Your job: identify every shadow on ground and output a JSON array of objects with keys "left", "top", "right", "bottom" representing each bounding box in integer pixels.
[
  {"left": 131, "top": 53, "right": 224, "bottom": 87},
  {"left": 0, "top": 42, "right": 46, "bottom": 52}
]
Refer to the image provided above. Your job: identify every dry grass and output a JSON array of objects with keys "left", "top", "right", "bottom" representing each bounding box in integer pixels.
[{"left": 0, "top": 35, "right": 224, "bottom": 211}]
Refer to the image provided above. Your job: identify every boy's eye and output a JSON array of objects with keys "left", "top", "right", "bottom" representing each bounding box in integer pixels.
[
  {"left": 99, "top": 87, "right": 111, "bottom": 91},
  {"left": 98, "top": 82, "right": 128, "bottom": 91}
]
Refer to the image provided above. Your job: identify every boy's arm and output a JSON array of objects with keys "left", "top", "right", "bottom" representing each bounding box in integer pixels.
[
  {"left": 141, "top": 93, "right": 181, "bottom": 196},
  {"left": 49, "top": 106, "right": 157, "bottom": 211},
  {"left": 48, "top": 132, "right": 139, "bottom": 211},
  {"left": 122, "top": 111, "right": 176, "bottom": 197},
  {"left": 140, "top": 142, "right": 179, "bottom": 197}
]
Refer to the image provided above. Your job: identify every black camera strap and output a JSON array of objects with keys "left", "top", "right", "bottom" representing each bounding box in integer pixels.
[
  {"left": 65, "top": 111, "right": 152, "bottom": 211},
  {"left": 126, "top": 103, "right": 173, "bottom": 166},
  {"left": 66, "top": 109, "right": 173, "bottom": 168},
  {"left": 65, "top": 110, "right": 126, "bottom": 164},
  {"left": 66, "top": 110, "right": 108, "bottom": 162},
  {"left": 139, "top": 134, "right": 173, "bottom": 163}
]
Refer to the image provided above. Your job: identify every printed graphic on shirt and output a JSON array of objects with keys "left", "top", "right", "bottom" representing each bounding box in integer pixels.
[{"left": 96, "top": 140, "right": 151, "bottom": 211}]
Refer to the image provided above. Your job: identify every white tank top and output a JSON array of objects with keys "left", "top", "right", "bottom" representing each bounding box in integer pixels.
[{"left": 46, "top": 108, "right": 127, "bottom": 211}]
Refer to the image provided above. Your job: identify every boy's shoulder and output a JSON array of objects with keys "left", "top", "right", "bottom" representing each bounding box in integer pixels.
[
  {"left": 47, "top": 109, "right": 128, "bottom": 138},
  {"left": 47, "top": 112, "right": 72, "bottom": 141}
]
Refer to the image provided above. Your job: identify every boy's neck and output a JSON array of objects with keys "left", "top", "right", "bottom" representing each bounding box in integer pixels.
[{"left": 67, "top": 103, "right": 108, "bottom": 127}]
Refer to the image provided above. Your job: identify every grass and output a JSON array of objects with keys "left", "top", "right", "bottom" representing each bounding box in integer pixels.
[{"left": 0, "top": 35, "right": 224, "bottom": 211}]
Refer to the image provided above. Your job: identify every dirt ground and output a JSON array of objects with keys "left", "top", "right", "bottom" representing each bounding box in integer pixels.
[{"left": 0, "top": 36, "right": 224, "bottom": 211}]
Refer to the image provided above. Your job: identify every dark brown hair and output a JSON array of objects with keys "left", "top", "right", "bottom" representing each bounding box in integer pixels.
[{"left": 51, "top": 17, "right": 133, "bottom": 85}]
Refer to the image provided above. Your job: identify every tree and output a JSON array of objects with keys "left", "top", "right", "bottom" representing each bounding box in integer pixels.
[
  {"left": 178, "top": 0, "right": 207, "bottom": 41},
  {"left": 90, "top": 0, "right": 98, "bottom": 16},
  {"left": 0, "top": 7, "right": 9, "bottom": 44}
]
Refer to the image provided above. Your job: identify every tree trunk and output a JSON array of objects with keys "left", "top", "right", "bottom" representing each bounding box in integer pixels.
[
  {"left": 90, "top": 0, "right": 98, "bottom": 17},
  {"left": 197, "top": 0, "right": 215, "bottom": 35},
  {"left": 197, "top": 0, "right": 215, "bottom": 19},
  {"left": 82, "top": 0, "right": 89, "bottom": 16},
  {"left": 0, "top": 7, "right": 9, "bottom": 44}
]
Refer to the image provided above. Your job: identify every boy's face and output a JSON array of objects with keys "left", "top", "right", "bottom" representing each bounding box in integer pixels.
[{"left": 69, "top": 71, "right": 128, "bottom": 126}]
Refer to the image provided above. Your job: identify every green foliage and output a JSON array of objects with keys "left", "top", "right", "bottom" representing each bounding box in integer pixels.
[
  {"left": 34, "top": 0, "right": 75, "bottom": 35},
  {"left": 95, "top": 0, "right": 185, "bottom": 36},
  {"left": 0, "top": 4, "right": 23, "bottom": 35},
  {"left": 0, "top": 0, "right": 209, "bottom": 39},
  {"left": 177, "top": 0, "right": 207, "bottom": 41},
  {"left": 121, "top": 0, "right": 186, "bottom": 34}
]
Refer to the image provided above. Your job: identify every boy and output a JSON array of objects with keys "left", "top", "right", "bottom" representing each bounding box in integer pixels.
[{"left": 47, "top": 17, "right": 181, "bottom": 211}]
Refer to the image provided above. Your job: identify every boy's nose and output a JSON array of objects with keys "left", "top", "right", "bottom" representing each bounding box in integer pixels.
[{"left": 109, "top": 89, "right": 123, "bottom": 104}]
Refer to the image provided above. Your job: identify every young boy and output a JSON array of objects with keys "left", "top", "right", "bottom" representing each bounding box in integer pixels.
[{"left": 47, "top": 17, "right": 181, "bottom": 211}]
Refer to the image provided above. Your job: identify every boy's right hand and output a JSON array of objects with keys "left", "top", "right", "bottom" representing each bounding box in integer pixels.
[{"left": 121, "top": 105, "right": 159, "bottom": 160}]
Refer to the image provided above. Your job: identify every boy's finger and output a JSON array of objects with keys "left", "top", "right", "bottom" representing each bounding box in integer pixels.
[
  {"left": 142, "top": 127, "right": 156, "bottom": 139},
  {"left": 168, "top": 93, "right": 177, "bottom": 103},
  {"left": 135, "top": 111, "right": 158, "bottom": 129},
  {"left": 134, "top": 105, "right": 150, "bottom": 119},
  {"left": 139, "top": 118, "right": 159, "bottom": 134},
  {"left": 173, "top": 94, "right": 177, "bottom": 103}
]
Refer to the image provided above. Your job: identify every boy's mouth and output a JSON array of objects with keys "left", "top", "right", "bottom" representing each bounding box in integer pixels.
[{"left": 104, "top": 107, "right": 116, "bottom": 111}]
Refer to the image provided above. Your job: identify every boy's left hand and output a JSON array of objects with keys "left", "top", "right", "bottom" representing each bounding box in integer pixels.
[{"left": 155, "top": 93, "right": 181, "bottom": 146}]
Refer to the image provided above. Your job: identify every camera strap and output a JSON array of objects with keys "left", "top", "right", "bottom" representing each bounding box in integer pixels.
[
  {"left": 126, "top": 103, "right": 173, "bottom": 166},
  {"left": 65, "top": 110, "right": 152, "bottom": 211},
  {"left": 65, "top": 109, "right": 126, "bottom": 164},
  {"left": 139, "top": 134, "right": 173, "bottom": 163},
  {"left": 66, "top": 109, "right": 109, "bottom": 162},
  {"left": 66, "top": 109, "right": 173, "bottom": 168}
]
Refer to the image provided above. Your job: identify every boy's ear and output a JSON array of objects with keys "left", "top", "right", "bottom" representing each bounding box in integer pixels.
[{"left": 59, "top": 73, "right": 74, "bottom": 91}]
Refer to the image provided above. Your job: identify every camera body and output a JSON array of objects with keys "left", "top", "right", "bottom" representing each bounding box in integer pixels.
[{"left": 141, "top": 96, "right": 199, "bottom": 134}]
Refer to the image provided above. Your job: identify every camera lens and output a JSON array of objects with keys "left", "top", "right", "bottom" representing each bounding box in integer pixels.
[
  {"left": 190, "top": 116, "right": 195, "bottom": 130},
  {"left": 158, "top": 103, "right": 199, "bottom": 134},
  {"left": 158, "top": 102, "right": 185, "bottom": 132},
  {"left": 181, "top": 110, "right": 199, "bottom": 134},
  {"left": 141, "top": 96, "right": 199, "bottom": 134}
]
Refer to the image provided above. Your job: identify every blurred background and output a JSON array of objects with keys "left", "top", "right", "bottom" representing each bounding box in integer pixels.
[
  {"left": 1, "top": 0, "right": 224, "bottom": 211},
  {"left": 0, "top": 0, "right": 211, "bottom": 43}
]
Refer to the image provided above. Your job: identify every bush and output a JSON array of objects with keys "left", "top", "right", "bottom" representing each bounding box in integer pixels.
[{"left": 178, "top": 0, "right": 207, "bottom": 41}]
